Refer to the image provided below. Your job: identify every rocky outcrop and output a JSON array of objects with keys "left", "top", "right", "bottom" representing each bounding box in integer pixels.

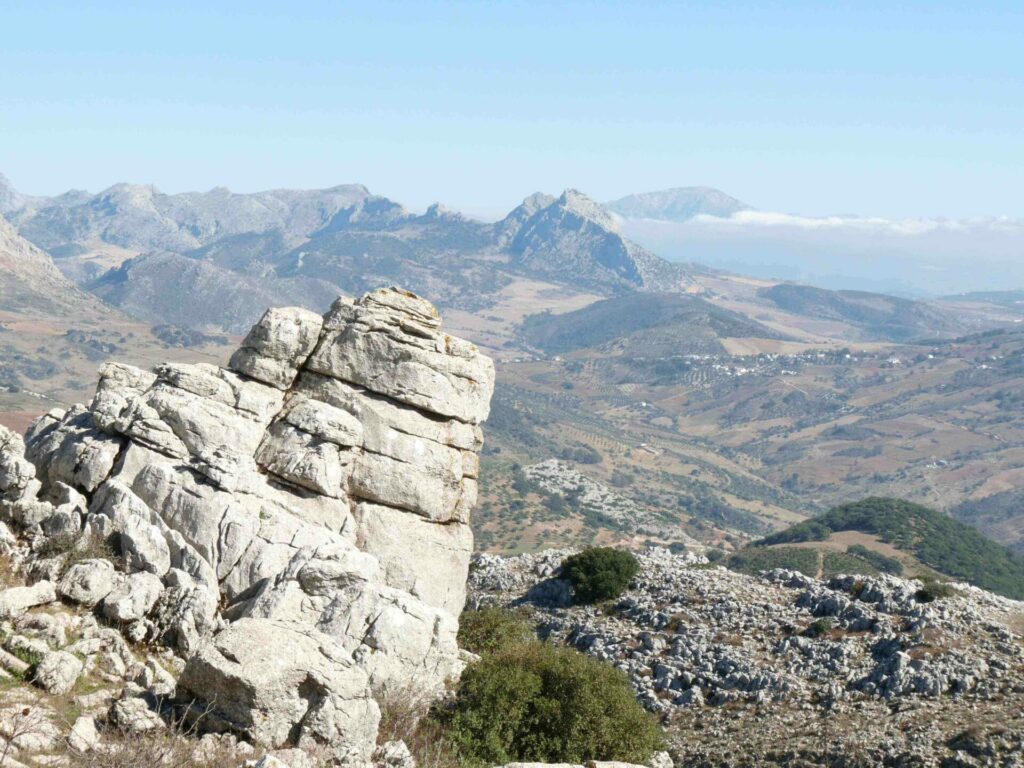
[{"left": 0, "top": 287, "right": 494, "bottom": 762}]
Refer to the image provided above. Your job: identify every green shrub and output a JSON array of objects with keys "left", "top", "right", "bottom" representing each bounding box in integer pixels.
[
  {"left": 34, "top": 532, "right": 79, "bottom": 559},
  {"left": 807, "top": 617, "right": 834, "bottom": 637},
  {"left": 511, "top": 469, "right": 540, "bottom": 496},
  {"left": 561, "top": 547, "right": 640, "bottom": 604},
  {"left": 705, "top": 547, "right": 726, "bottom": 563},
  {"left": 458, "top": 607, "right": 535, "bottom": 656},
  {"left": 610, "top": 469, "right": 634, "bottom": 488},
  {"left": 442, "top": 641, "right": 663, "bottom": 765},
  {"left": 914, "top": 579, "right": 957, "bottom": 603},
  {"left": 559, "top": 444, "right": 602, "bottom": 464}
]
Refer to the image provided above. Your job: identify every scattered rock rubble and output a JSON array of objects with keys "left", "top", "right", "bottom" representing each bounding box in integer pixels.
[
  {"left": 470, "top": 547, "right": 1024, "bottom": 766},
  {"left": 0, "top": 287, "right": 494, "bottom": 765},
  {"left": 522, "top": 460, "right": 696, "bottom": 542}
]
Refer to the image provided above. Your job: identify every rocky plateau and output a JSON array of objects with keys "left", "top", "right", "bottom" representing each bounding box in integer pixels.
[{"left": 469, "top": 548, "right": 1024, "bottom": 766}]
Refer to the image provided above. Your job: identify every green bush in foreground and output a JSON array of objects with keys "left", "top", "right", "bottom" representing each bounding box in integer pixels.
[
  {"left": 562, "top": 547, "right": 640, "bottom": 604},
  {"left": 442, "top": 640, "right": 663, "bottom": 766},
  {"left": 458, "top": 607, "right": 535, "bottom": 655}
]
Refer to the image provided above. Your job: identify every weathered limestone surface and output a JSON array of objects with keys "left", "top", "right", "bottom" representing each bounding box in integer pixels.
[
  {"left": 0, "top": 288, "right": 494, "bottom": 763},
  {"left": 178, "top": 618, "right": 380, "bottom": 762}
]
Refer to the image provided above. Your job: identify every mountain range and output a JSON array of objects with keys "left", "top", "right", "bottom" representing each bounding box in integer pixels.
[
  {"left": 1, "top": 176, "right": 702, "bottom": 334},
  {"left": 0, "top": 208, "right": 221, "bottom": 431},
  {"left": 2, "top": 174, "right": 1003, "bottom": 347}
]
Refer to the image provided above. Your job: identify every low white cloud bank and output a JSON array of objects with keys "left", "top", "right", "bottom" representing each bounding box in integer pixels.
[
  {"left": 621, "top": 212, "right": 1024, "bottom": 296},
  {"left": 693, "top": 210, "right": 1024, "bottom": 237}
]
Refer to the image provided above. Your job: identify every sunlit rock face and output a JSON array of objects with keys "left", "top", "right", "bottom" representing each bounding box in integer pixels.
[{"left": 1, "top": 287, "right": 494, "bottom": 762}]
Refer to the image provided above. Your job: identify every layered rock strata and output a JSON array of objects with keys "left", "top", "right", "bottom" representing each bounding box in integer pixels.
[{"left": 0, "top": 287, "right": 494, "bottom": 762}]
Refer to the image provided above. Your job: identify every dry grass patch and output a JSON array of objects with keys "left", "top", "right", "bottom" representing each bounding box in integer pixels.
[
  {"left": 0, "top": 554, "right": 15, "bottom": 590},
  {"left": 377, "top": 685, "right": 461, "bottom": 768}
]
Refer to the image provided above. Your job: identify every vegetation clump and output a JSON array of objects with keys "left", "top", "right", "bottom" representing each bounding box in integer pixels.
[
  {"left": 399, "top": 606, "right": 664, "bottom": 767},
  {"left": 457, "top": 607, "right": 535, "bottom": 656},
  {"left": 561, "top": 547, "right": 640, "bottom": 604},
  {"left": 914, "top": 577, "right": 958, "bottom": 603},
  {"left": 442, "top": 633, "right": 663, "bottom": 765},
  {"left": 807, "top": 617, "right": 834, "bottom": 637},
  {"left": 559, "top": 443, "right": 602, "bottom": 464},
  {"left": 705, "top": 547, "right": 726, "bottom": 563}
]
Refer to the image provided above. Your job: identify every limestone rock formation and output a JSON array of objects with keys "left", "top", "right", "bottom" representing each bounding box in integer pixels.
[{"left": 0, "top": 287, "right": 494, "bottom": 762}]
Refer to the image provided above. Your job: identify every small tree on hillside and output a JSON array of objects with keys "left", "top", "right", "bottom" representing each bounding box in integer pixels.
[{"left": 561, "top": 547, "right": 640, "bottom": 604}]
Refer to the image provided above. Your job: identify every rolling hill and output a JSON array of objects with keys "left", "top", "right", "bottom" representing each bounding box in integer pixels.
[
  {"left": 518, "top": 292, "right": 784, "bottom": 356},
  {"left": 751, "top": 497, "right": 1024, "bottom": 599},
  {"left": 758, "top": 283, "right": 963, "bottom": 342},
  {"left": 953, "top": 490, "right": 1024, "bottom": 555}
]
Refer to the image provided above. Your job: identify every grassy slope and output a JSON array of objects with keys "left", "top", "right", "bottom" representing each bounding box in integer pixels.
[{"left": 753, "top": 497, "right": 1024, "bottom": 599}]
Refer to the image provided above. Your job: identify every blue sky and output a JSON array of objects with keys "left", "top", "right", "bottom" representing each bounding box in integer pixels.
[{"left": 1, "top": 1, "right": 1021, "bottom": 218}]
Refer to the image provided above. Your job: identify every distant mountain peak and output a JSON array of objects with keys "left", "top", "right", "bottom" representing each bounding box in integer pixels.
[
  {"left": 0, "top": 172, "right": 24, "bottom": 214},
  {"left": 492, "top": 192, "right": 557, "bottom": 247},
  {"left": 606, "top": 186, "right": 751, "bottom": 222},
  {"left": 93, "top": 182, "right": 161, "bottom": 212},
  {"left": 502, "top": 187, "right": 695, "bottom": 293},
  {"left": 422, "top": 202, "right": 464, "bottom": 221},
  {"left": 556, "top": 188, "right": 620, "bottom": 231},
  {"left": 520, "top": 191, "right": 556, "bottom": 210}
]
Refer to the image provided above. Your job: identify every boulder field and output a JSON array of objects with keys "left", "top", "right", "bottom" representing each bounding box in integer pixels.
[{"left": 0, "top": 287, "right": 495, "bottom": 763}]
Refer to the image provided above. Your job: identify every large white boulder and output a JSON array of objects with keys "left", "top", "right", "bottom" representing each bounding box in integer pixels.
[
  {"left": 58, "top": 559, "right": 120, "bottom": 607},
  {"left": 179, "top": 618, "right": 380, "bottom": 762},
  {"left": 0, "top": 581, "right": 56, "bottom": 619},
  {"left": 306, "top": 291, "right": 494, "bottom": 424},
  {"left": 33, "top": 650, "right": 84, "bottom": 694}
]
